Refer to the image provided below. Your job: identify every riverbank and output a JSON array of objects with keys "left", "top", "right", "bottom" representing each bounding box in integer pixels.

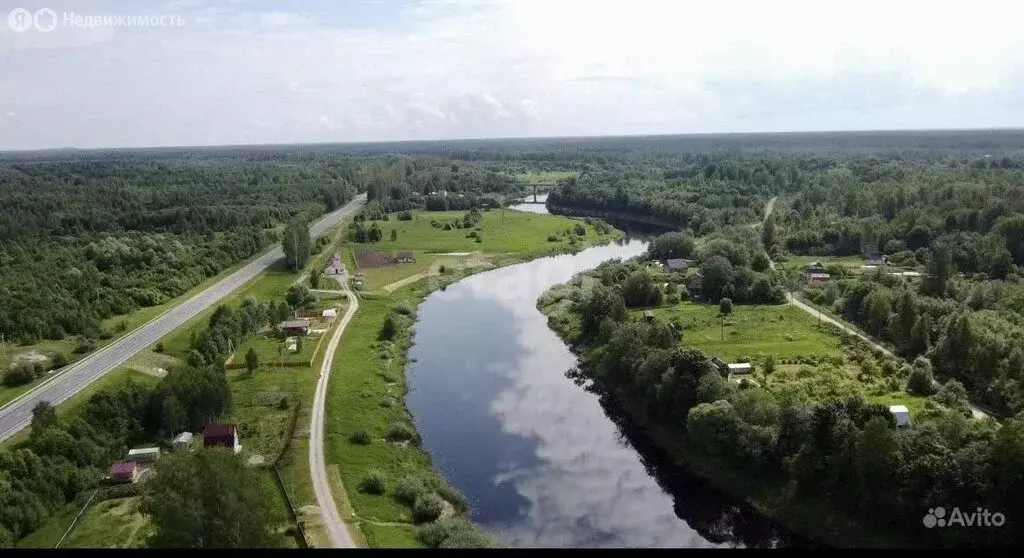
[
  {"left": 322, "top": 212, "right": 626, "bottom": 547},
  {"left": 537, "top": 301, "right": 918, "bottom": 549}
]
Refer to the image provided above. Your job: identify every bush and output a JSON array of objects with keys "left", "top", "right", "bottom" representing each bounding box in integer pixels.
[
  {"left": 423, "top": 474, "right": 468, "bottom": 511},
  {"left": 413, "top": 493, "right": 445, "bottom": 523},
  {"left": 278, "top": 396, "right": 290, "bottom": 410},
  {"left": 386, "top": 423, "right": 417, "bottom": 443},
  {"left": 394, "top": 475, "right": 426, "bottom": 505},
  {"left": 439, "top": 265, "right": 447, "bottom": 274},
  {"left": 2, "top": 364, "right": 35, "bottom": 387},
  {"left": 49, "top": 352, "right": 69, "bottom": 370},
  {"left": 547, "top": 234, "right": 559, "bottom": 242},
  {"left": 73, "top": 339, "right": 96, "bottom": 354},
  {"left": 393, "top": 301, "right": 415, "bottom": 316},
  {"left": 154, "top": 342, "right": 165, "bottom": 353},
  {"left": 417, "top": 519, "right": 495, "bottom": 548},
  {"left": 350, "top": 430, "right": 371, "bottom": 445},
  {"left": 359, "top": 470, "right": 387, "bottom": 495}
]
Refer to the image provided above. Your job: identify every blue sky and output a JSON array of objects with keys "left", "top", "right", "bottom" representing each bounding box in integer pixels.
[{"left": 2, "top": 0, "right": 1024, "bottom": 150}]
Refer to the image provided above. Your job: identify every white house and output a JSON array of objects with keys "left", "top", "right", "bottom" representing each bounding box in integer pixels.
[
  {"left": 889, "top": 405, "right": 911, "bottom": 428},
  {"left": 728, "top": 363, "right": 753, "bottom": 375},
  {"left": 127, "top": 447, "right": 161, "bottom": 462},
  {"left": 322, "top": 308, "right": 338, "bottom": 319},
  {"left": 171, "top": 432, "right": 193, "bottom": 452}
]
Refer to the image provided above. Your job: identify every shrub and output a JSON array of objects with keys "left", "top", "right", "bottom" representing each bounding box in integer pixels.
[
  {"left": 417, "top": 519, "right": 495, "bottom": 548},
  {"left": 547, "top": 234, "right": 559, "bottom": 242},
  {"left": 73, "top": 339, "right": 96, "bottom": 354},
  {"left": 395, "top": 475, "right": 426, "bottom": 505},
  {"left": 359, "top": 470, "right": 387, "bottom": 495},
  {"left": 386, "top": 423, "right": 417, "bottom": 443},
  {"left": 413, "top": 493, "right": 445, "bottom": 523},
  {"left": 49, "top": 352, "right": 69, "bottom": 370},
  {"left": 350, "top": 430, "right": 371, "bottom": 445},
  {"left": 278, "top": 396, "right": 290, "bottom": 410},
  {"left": 154, "top": 342, "right": 165, "bottom": 353},
  {"left": 439, "top": 265, "right": 447, "bottom": 274},
  {"left": 423, "top": 474, "right": 468, "bottom": 511},
  {"left": 2, "top": 364, "right": 35, "bottom": 387}
]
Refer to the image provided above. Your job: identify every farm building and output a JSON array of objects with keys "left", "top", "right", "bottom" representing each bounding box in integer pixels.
[
  {"left": 172, "top": 432, "right": 193, "bottom": 452},
  {"left": 727, "top": 363, "right": 753, "bottom": 375},
  {"left": 127, "top": 447, "right": 161, "bottom": 462},
  {"left": 711, "top": 356, "right": 729, "bottom": 376},
  {"left": 278, "top": 319, "right": 310, "bottom": 335},
  {"left": 889, "top": 405, "right": 911, "bottom": 428},
  {"left": 322, "top": 308, "right": 338, "bottom": 319},
  {"left": 866, "top": 252, "right": 887, "bottom": 266},
  {"left": 664, "top": 258, "right": 695, "bottom": 272},
  {"left": 807, "top": 272, "right": 831, "bottom": 283},
  {"left": 804, "top": 260, "right": 827, "bottom": 274},
  {"left": 396, "top": 251, "right": 416, "bottom": 264},
  {"left": 643, "top": 310, "right": 655, "bottom": 322},
  {"left": 325, "top": 254, "right": 344, "bottom": 275},
  {"left": 204, "top": 423, "right": 242, "bottom": 454},
  {"left": 687, "top": 272, "right": 705, "bottom": 299},
  {"left": 110, "top": 461, "right": 138, "bottom": 484}
]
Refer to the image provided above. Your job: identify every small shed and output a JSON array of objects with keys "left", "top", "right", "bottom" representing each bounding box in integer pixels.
[
  {"left": 127, "top": 447, "right": 161, "bottom": 463},
  {"left": 110, "top": 461, "right": 138, "bottom": 484},
  {"left": 396, "top": 251, "right": 416, "bottom": 264},
  {"left": 687, "top": 272, "right": 705, "bottom": 299},
  {"left": 889, "top": 405, "right": 911, "bottom": 428},
  {"left": 322, "top": 308, "right": 338, "bottom": 319},
  {"left": 665, "top": 258, "right": 694, "bottom": 272},
  {"left": 171, "top": 432, "right": 193, "bottom": 452},
  {"left": 278, "top": 319, "right": 310, "bottom": 335},
  {"left": 807, "top": 273, "right": 831, "bottom": 283},
  {"left": 866, "top": 252, "right": 886, "bottom": 266},
  {"left": 804, "top": 260, "right": 827, "bottom": 274},
  {"left": 204, "top": 423, "right": 242, "bottom": 454},
  {"left": 643, "top": 310, "right": 655, "bottom": 322},
  {"left": 728, "top": 363, "right": 753, "bottom": 375},
  {"left": 711, "top": 356, "right": 729, "bottom": 376}
]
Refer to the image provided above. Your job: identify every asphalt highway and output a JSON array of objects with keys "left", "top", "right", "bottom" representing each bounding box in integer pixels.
[{"left": 0, "top": 193, "right": 366, "bottom": 441}]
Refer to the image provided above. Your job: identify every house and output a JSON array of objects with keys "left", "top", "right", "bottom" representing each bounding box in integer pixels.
[
  {"left": 110, "top": 461, "right": 138, "bottom": 484},
  {"left": 325, "top": 255, "right": 344, "bottom": 275},
  {"left": 727, "top": 363, "right": 753, "bottom": 375},
  {"left": 322, "top": 308, "right": 338, "bottom": 319},
  {"left": 127, "top": 447, "right": 161, "bottom": 463},
  {"left": 807, "top": 273, "right": 831, "bottom": 283},
  {"left": 804, "top": 260, "right": 828, "bottom": 274},
  {"left": 278, "top": 319, "right": 310, "bottom": 335},
  {"left": 396, "top": 251, "right": 416, "bottom": 264},
  {"left": 204, "top": 423, "right": 242, "bottom": 454},
  {"left": 171, "top": 432, "right": 193, "bottom": 452},
  {"left": 664, "top": 258, "right": 695, "bottom": 272},
  {"left": 643, "top": 310, "right": 655, "bottom": 322},
  {"left": 711, "top": 356, "right": 729, "bottom": 376},
  {"left": 889, "top": 405, "right": 911, "bottom": 428},
  {"left": 867, "top": 252, "right": 887, "bottom": 266},
  {"left": 687, "top": 272, "right": 705, "bottom": 299}
]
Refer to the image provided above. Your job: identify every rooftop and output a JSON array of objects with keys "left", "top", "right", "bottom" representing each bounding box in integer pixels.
[
  {"left": 127, "top": 447, "right": 160, "bottom": 454},
  {"left": 889, "top": 405, "right": 910, "bottom": 414},
  {"left": 279, "top": 319, "right": 310, "bottom": 329},
  {"left": 204, "top": 423, "right": 237, "bottom": 439},
  {"left": 110, "top": 461, "right": 136, "bottom": 475}
]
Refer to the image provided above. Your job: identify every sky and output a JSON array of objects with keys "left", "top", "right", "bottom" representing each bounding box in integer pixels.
[{"left": 2, "top": 0, "right": 1024, "bottom": 150}]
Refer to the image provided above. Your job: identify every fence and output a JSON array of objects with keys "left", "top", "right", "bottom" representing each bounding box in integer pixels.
[{"left": 55, "top": 488, "right": 99, "bottom": 548}]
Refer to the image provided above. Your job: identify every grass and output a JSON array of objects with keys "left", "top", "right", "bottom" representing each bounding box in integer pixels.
[
  {"left": 359, "top": 209, "right": 617, "bottom": 256},
  {"left": 234, "top": 332, "right": 322, "bottom": 369},
  {"left": 645, "top": 302, "right": 843, "bottom": 361},
  {"left": 324, "top": 291, "right": 434, "bottom": 524},
  {"left": 61, "top": 496, "right": 154, "bottom": 548},
  {"left": 225, "top": 363, "right": 312, "bottom": 460}
]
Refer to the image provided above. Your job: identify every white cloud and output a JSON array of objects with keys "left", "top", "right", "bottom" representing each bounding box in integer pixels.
[{"left": 2, "top": 0, "right": 1024, "bottom": 149}]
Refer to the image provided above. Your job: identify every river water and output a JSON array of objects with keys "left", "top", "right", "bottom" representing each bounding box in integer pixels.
[{"left": 405, "top": 208, "right": 810, "bottom": 548}]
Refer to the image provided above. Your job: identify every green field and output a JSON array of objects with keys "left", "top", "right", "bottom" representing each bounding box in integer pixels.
[
  {"left": 234, "top": 331, "right": 323, "bottom": 369},
  {"left": 646, "top": 302, "right": 843, "bottom": 362},
  {"left": 774, "top": 255, "right": 869, "bottom": 271},
  {"left": 363, "top": 209, "right": 617, "bottom": 256}
]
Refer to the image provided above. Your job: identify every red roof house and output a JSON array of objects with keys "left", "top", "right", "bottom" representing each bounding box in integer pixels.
[
  {"left": 110, "top": 460, "right": 138, "bottom": 484},
  {"left": 203, "top": 423, "right": 241, "bottom": 454}
]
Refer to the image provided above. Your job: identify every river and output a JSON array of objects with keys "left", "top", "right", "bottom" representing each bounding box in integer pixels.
[{"left": 405, "top": 210, "right": 811, "bottom": 548}]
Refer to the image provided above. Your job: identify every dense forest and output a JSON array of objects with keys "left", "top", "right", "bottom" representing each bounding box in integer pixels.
[{"left": 0, "top": 162, "right": 356, "bottom": 344}]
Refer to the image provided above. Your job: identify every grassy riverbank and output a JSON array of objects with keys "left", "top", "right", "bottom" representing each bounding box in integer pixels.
[{"left": 322, "top": 209, "right": 624, "bottom": 547}]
